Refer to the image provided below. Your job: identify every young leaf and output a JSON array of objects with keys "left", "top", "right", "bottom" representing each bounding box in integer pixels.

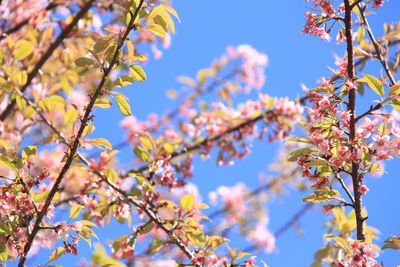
[
  {"left": 94, "top": 98, "right": 112, "bottom": 108},
  {"left": 89, "top": 138, "right": 113, "bottom": 150},
  {"left": 14, "top": 40, "right": 34, "bottom": 60},
  {"left": 134, "top": 147, "right": 151, "bottom": 162},
  {"left": 287, "top": 147, "right": 315, "bottom": 162},
  {"left": 363, "top": 74, "right": 384, "bottom": 96},
  {"left": 130, "top": 65, "right": 147, "bottom": 82},
  {"left": 75, "top": 57, "right": 95, "bottom": 67},
  {"left": 48, "top": 247, "right": 66, "bottom": 262},
  {"left": 180, "top": 194, "right": 195, "bottom": 212},
  {"left": 70, "top": 204, "right": 84, "bottom": 219},
  {"left": 303, "top": 190, "right": 340, "bottom": 203},
  {"left": 114, "top": 95, "right": 132, "bottom": 116},
  {"left": 146, "top": 24, "right": 167, "bottom": 38}
]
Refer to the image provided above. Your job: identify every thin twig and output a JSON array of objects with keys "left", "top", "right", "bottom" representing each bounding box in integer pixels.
[
  {"left": 357, "top": 3, "right": 396, "bottom": 86},
  {"left": 333, "top": 170, "right": 355, "bottom": 205}
]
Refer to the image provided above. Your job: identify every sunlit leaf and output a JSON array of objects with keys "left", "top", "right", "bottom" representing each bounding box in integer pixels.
[
  {"left": 130, "top": 65, "right": 146, "bottom": 82},
  {"left": 14, "top": 40, "right": 34, "bottom": 60},
  {"left": 114, "top": 95, "right": 132, "bottom": 116},
  {"left": 180, "top": 194, "right": 195, "bottom": 212},
  {"left": 362, "top": 74, "right": 384, "bottom": 96},
  {"left": 70, "top": 204, "right": 84, "bottom": 219},
  {"left": 48, "top": 247, "right": 66, "bottom": 262}
]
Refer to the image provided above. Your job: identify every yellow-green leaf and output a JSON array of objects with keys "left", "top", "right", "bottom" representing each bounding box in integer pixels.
[
  {"left": 146, "top": 24, "right": 167, "bottom": 38},
  {"left": 48, "top": 247, "right": 66, "bottom": 262},
  {"left": 130, "top": 65, "right": 146, "bottom": 82},
  {"left": 70, "top": 204, "right": 84, "bottom": 219},
  {"left": 303, "top": 190, "right": 340, "bottom": 203},
  {"left": 363, "top": 74, "right": 384, "bottom": 97},
  {"left": 64, "top": 108, "right": 78, "bottom": 126},
  {"left": 94, "top": 98, "right": 112, "bottom": 108},
  {"left": 89, "top": 138, "right": 113, "bottom": 150},
  {"left": 389, "top": 82, "right": 400, "bottom": 98},
  {"left": 14, "top": 40, "right": 34, "bottom": 60},
  {"left": 180, "top": 194, "right": 195, "bottom": 212},
  {"left": 114, "top": 95, "right": 132, "bottom": 116}
]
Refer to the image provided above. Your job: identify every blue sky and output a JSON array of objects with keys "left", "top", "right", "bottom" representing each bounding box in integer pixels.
[{"left": 22, "top": 1, "right": 400, "bottom": 266}]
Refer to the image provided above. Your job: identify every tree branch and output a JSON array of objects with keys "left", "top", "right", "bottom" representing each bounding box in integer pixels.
[
  {"left": 16, "top": 2, "right": 143, "bottom": 266},
  {"left": 344, "top": 0, "right": 365, "bottom": 241}
]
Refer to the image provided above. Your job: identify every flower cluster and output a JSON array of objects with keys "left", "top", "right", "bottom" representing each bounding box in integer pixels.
[{"left": 335, "top": 242, "right": 381, "bottom": 267}]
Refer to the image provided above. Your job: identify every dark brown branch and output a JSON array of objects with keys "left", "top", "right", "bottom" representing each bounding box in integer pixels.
[
  {"left": 16, "top": 2, "right": 141, "bottom": 266},
  {"left": 357, "top": 4, "right": 396, "bottom": 86},
  {"left": 0, "top": 0, "right": 95, "bottom": 121},
  {"left": 344, "top": 0, "right": 365, "bottom": 241}
]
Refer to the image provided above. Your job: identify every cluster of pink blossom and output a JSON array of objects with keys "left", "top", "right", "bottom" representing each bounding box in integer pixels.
[
  {"left": 209, "top": 182, "right": 248, "bottom": 223},
  {"left": 247, "top": 217, "right": 276, "bottom": 253},
  {"left": 226, "top": 44, "right": 268, "bottom": 92},
  {"left": 335, "top": 242, "right": 381, "bottom": 267},
  {"left": 0, "top": 0, "right": 49, "bottom": 32},
  {"left": 302, "top": 12, "right": 332, "bottom": 41},
  {"left": 372, "top": 0, "right": 384, "bottom": 9}
]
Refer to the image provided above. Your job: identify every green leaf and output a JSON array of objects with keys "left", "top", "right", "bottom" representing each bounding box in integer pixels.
[
  {"left": 382, "top": 236, "right": 400, "bottom": 250},
  {"left": 89, "top": 138, "right": 113, "bottom": 150},
  {"left": 180, "top": 194, "right": 195, "bottom": 212},
  {"left": 285, "top": 136, "right": 311, "bottom": 143},
  {"left": 206, "top": 236, "right": 229, "bottom": 250},
  {"left": 93, "top": 36, "right": 113, "bottom": 53},
  {"left": 0, "top": 223, "right": 11, "bottom": 235},
  {"left": 70, "top": 204, "right": 84, "bottom": 219},
  {"left": 114, "top": 75, "right": 135, "bottom": 88},
  {"left": 114, "top": 95, "right": 132, "bottom": 116},
  {"left": 363, "top": 74, "right": 384, "bottom": 97},
  {"left": 22, "top": 146, "right": 37, "bottom": 159},
  {"left": 134, "top": 147, "right": 150, "bottom": 162},
  {"left": 356, "top": 26, "right": 365, "bottom": 44},
  {"left": 79, "top": 220, "right": 98, "bottom": 228},
  {"left": 303, "top": 190, "right": 340, "bottom": 203},
  {"left": 14, "top": 40, "right": 34, "bottom": 60},
  {"left": 287, "top": 147, "right": 315, "bottom": 162},
  {"left": 75, "top": 57, "right": 95, "bottom": 67},
  {"left": 389, "top": 83, "right": 400, "bottom": 97},
  {"left": 0, "top": 157, "right": 15, "bottom": 170},
  {"left": 94, "top": 98, "right": 112, "bottom": 108},
  {"left": 0, "top": 242, "right": 7, "bottom": 262},
  {"left": 146, "top": 24, "right": 167, "bottom": 38},
  {"left": 130, "top": 65, "right": 147, "bottom": 82},
  {"left": 48, "top": 247, "right": 66, "bottom": 262}
]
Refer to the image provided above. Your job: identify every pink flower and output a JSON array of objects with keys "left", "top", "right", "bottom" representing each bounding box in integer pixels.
[
  {"left": 373, "top": 0, "right": 384, "bottom": 9},
  {"left": 357, "top": 118, "right": 378, "bottom": 138},
  {"left": 247, "top": 221, "right": 275, "bottom": 253},
  {"left": 322, "top": 204, "right": 335, "bottom": 214},
  {"left": 359, "top": 185, "right": 369, "bottom": 195}
]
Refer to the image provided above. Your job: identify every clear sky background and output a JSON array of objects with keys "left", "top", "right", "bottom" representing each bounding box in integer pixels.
[{"left": 23, "top": 1, "right": 400, "bottom": 266}]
